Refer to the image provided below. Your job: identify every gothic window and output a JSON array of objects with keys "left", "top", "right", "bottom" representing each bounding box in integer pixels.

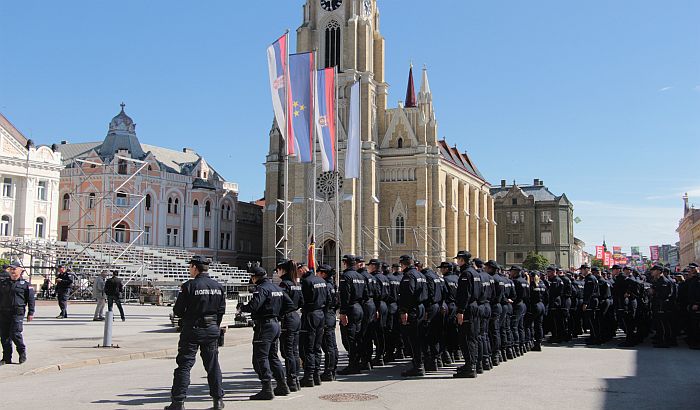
[
  {"left": 397, "top": 138, "right": 403, "bottom": 148},
  {"left": 88, "top": 193, "right": 96, "bottom": 209},
  {"left": 174, "top": 198, "right": 179, "bottom": 214},
  {"left": 193, "top": 200, "right": 199, "bottom": 216},
  {"left": 145, "top": 194, "right": 152, "bottom": 211},
  {"left": 168, "top": 197, "right": 173, "bottom": 214},
  {"left": 325, "top": 20, "right": 341, "bottom": 68},
  {"left": 205, "top": 201, "right": 211, "bottom": 217},
  {"left": 62, "top": 193, "right": 70, "bottom": 210},
  {"left": 221, "top": 204, "right": 225, "bottom": 220},
  {"left": 395, "top": 216, "right": 405, "bottom": 245},
  {"left": 226, "top": 205, "right": 231, "bottom": 220}
]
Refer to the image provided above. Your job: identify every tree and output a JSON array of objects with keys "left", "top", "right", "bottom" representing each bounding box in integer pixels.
[
  {"left": 522, "top": 252, "right": 550, "bottom": 271},
  {"left": 591, "top": 259, "right": 605, "bottom": 270}
]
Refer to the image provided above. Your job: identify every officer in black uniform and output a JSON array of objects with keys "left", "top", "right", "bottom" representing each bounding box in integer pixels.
[
  {"left": 546, "top": 266, "right": 564, "bottom": 342},
  {"left": 165, "top": 256, "right": 226, "bottom": 410},
  {"left": 54, "top": 264, "right": 72, "bottom": 319},
  {"left": 685, "top": 263, "right": 700, "bottom": 349},
  {"left": 438, "top": 261, "right": 458, "bottom": 364},
  {"left": 276, "top": 259, "right": 303, "bottom": 391},
  {"left": 500, "top": 266, "right": 515, "bottom": 361},
  {"left": 529, "top": 270, "right": 547, "bottom": 351},
  {"left": 509, "top": 266, "right": 529, "bottom": 356},
  {"left": 417, "top": 260, "right": 444, "bottom": 371},
  {"left": 299, "top": 263, "right": 328, "bottom": 387},
  {"left": 386, "top": 263, "right": 403, "bottom": 361},
  {"left": 398, "top": 255, "right": 427, "bottom": 377},
  {"left": 558, "top": 267, "right": 573, "bottom": 341},
  {"left": 356, "top": 257, "right": 377, "bottom": 371},
  {"left": 582, "top": 265, "right": 600, "bottom": 345},
  {"left": 618, "top": 266, "right": 642, "bottom": 347},
  {"left": 239, "top": 266, "right": 295, "bottom": 400},
  {"left": 596, "top": 265, "right": 615, "bottom": 342},
  {"left": 367, "top": 259, "right": 389, "bottom": 367},
  {"left": 649, "top": 264, "right": 675, "bottom": 348},
  {"left": 0, "top": 264, "right": 35, "bottom": 365},
  {"left": 337, "top": 255, "right": 366, "bottom": 375},
  {"left": 571, "top": 272, "right": 585, "bottom": 338},
  {"left": 454, "top": 251, "right": 482, "bottom": 378},
  {"left": 483, "top": 260, "right": 504, "bottom": 364},
  {"left": 317, "top": 265, "right": 339, "bottom": 380}
]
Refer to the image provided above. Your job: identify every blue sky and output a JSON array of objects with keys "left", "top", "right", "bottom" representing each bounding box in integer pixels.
[{"left": 1, "top": 0, "right": 699, "bottom": 254}]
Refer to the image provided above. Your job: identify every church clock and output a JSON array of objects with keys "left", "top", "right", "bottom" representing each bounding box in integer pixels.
[{"left": 320, "top": 0, "right": 342, "bottom": 12}]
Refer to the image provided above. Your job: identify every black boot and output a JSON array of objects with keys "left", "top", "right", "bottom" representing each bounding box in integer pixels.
[
  {"left": 300, "top": 375, "right": 314, "bottom": 388},
  {"left": 18, "top": 352, "right": 27, "bottom": 364},
  {"left": 482, "top": 357, "right": 492, "bottom": 371},
  {"left": 273, "top": 379, "right": 290, "bottom": 396},
  {"left": 532, "top": 342, "right": 542, "bottom": 352},
  {"left": 250, "top": 381, "right": 274, "bottom": 400},
  {"left": 313, "top": 372, "right": 322, "bottom": 386},
  {"left": 476, "top": 363, "right": 484, "bottom": 374},
  {"left": 506, "top": 348, "right": 514, "bottom": 360},
  {"left": 436, "top": 357, "right": 444, "bottom": 368},
  {"left": 371, "top": 356, "right": 385, "bottom": 367},
  {"left": 212, "top": 398, "right": 225, "bottom": 409},
  {"left": 492, "top": 351, "right": 501, "bottom": 366},
  {"left": 424, "top": 358, "right": 437, "bottom": 372},
  {"left": 454, "top": 350, "right": 463, "bottom": 361},
  {"left": 295, "top": 378, "right": 301, "bottom": 391},
  {"left": 401, "top": 366, "right": 425, "bottom": 377},
  {"left": 453, "top": 366, "right": 477, "bottom": 378},
  {"left": 164, "top": 401, "right": 185, "bottom": 410},
  {"left": 442, "top": 351, "right": 454, "bottom": 365},
  {"left": 287, "top": 377, "right": 298, "bottom": 392},
  {"left": 395, "top": 350, "right": 405, "bottom": 360},
  {"left": 320, "top": 371, "right": 336, "bottom": 382},
  {"left": 337, "top": 364, "right": 361, "bottom": 375}
]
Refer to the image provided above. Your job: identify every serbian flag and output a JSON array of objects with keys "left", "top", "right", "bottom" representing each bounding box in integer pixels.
[
  {"left": 307, "top": 236, "right": 316, "bottom": 270},
  {"left": 595, "top": 246, "right": 604, "bottom": 260},
  {"left": 315, "top": 68, "right": 336, "bottom": 172},
  {"left": 266, "top": 34, "right": 290, "bottom": 153},
  {"left": 288, "top": 52, "right": 314, "bottom": 163}
]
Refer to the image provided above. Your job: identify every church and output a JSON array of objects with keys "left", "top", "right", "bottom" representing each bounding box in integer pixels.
[{"left": 263, "top": 0, "right": 496, "bottom": 270}]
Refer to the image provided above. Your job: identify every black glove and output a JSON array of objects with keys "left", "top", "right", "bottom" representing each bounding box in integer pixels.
[{"left": 236, "top": 302, "right": 243, "bottom": 310}]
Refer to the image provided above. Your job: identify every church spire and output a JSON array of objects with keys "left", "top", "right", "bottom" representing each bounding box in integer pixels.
[
  {"left": 405, "top": 63, "right": 417, "bottom": 108},
  {"left": 419, "top": 64, "right": 431, "bottom": 102}
]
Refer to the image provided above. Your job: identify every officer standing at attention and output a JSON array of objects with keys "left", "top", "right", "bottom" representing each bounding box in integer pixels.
[
  {"left": 367, "top": 259, "right": 389, "bottom": 367},
  {"left": 398, "top": 255, "right": 427, "bottom": 377},
  {"left": 581, "top": 265, "right": 600, "bottom": 345},
  {"left": 386, "top": 263, "right": 404, "bottom": 361},
  {"left": 454, "top": 251, "right": 482, "bottom": 378},
  {"left": 438, "top": 261, "right": 459, "bottom": 364},
  {"left": 165, "top": 256, "right": 225, "bottom": 410},
  {"left": 529, "top": 270, "right": 547, "bottom": 351},
  {"left": 276, "top": 259, "right": 303, "bottom": 391},
  {"left": 417, "top": 260, "right": 443, "bottom": 371},
  {"left": 299, "top": 263, "right": 328, "bottom": 387},
  {"left": 0, "top": 264, "right": 35, "bottom": 365},
  {"left": 317, "top": 265, "right": 339, "bottom": 380},
  {"left": 596, "top": 266, "right": 615, "bottom": 342},
  {"left": 473, "top": 259, "right": 493, "bottom": 372},
  {"left": 546, "top": 266, "right": 564, "bottom": 342},
  {"left": 355, "top": 257, "right": 377, "bottom": 371},
  {"left": 649, "top": 264, "right": 675, "bottom": 348},
  {"left": 557, "top": 267, "right": 573, "bottom": 341},
  {"left": 54, "top": 264, "right": 73, "bottom": 319},
  {"left": 239, "top": 266, "right": 294, "bottom": 400},
  {"left": 337, "top": 255, "right": 366, "bottom": 375},
  {"left": 483, "top": 260, "right": 504, "bottom": 365},
  {"left": 509, "top": 266, "right": 528, "bottom": 356}
]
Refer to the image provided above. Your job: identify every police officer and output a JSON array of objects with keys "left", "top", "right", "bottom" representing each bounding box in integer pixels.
[
  {"left": 558, "top": 267, "right": 573, "bottom": 341},
  {"left": 54, "top": 264, "right": 72, "bottom": 319},
  {"left": 500, "top": 266, "right": 515, "bottom": 361},
  {"left": 473, "top": 259, "right": 492, "bottom": 372},
  {"left": 416, "top": 260, "right": 443, "bottom": 371},
  {"left": 596, "top": 265, "right": 615, "bottom": 342},
  {"left": 483, "top": 260, "right": 504, "bottom": 365},
  {"left": 509, "top": 266, "right": 528, "bottom": 356},
  {"left": 0, "top": 264, "right": 35, "bottom": 365},
  {"left": 529, "top": 270, "right": 547, "bottom": 351},
  {"left": 239, "top": 266, "right": 294, "bottom": 400},
  {"left": 618, "top": 266, "right": 643, "bottom": 347},
  {"left": 367, "top": 259, "right": 389, "bottom": 367},
  {"left": 685, "top": 263, "right": 700, "bottom": 349},
  {"left": 385, "top": 262, "right": 403, "bottom": 362},
  {"left": 337, "top": 255, "right": 366, "bottom": 375},
  {"left": 317, "top": 265, "right": 339, "bottom": 380},
  {"left": 649, "top": 264, "right": 675, "bottom": 348},
  {"left": 276, "top": 259, "right": 303, "bottom": 391},
  {"left": 438, "top": 261, "right": 458, "bottom": 364},
  {"left": 398, "top": 255, "right": 427, "bottom": 377},
  {"left": 582, "top": 265, "right": 600, "bottom": 345},
  {"left": 299, "top": 263, "right": 328, "bottom": 387},
  {"left": 454, "top": 251, "right": 481, "bottom": 378},
  {"left": 356, "top": 257, "right": 377, "bottom": 371},
  {"left": 165, "top": 256, "right": 225, "bottom": 410},
  {"left": 571, "top": 271, "right": 585, "bottom": 338},
  {"left": 546, "top": 266, "right": 565, "bottom": 342}
]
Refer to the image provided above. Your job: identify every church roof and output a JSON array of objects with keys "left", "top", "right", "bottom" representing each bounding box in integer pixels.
[
  {"left": 490, "top": 184, "right": 559, "bottom": 202},
  {"left": 437, "top": 139, "right": 486, "bottom": 182},
  {"left": 0, "top": 112, "right": 29, "bottom": 147},
  {"left": 404, "top": 65, "right": 417, "bottom": 108}
]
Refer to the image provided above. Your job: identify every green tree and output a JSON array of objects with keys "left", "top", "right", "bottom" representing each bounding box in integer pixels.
[
  {"left": 591, "top": 259, "right": 605, "bottom": 270},
  {"left": 522, "top": 252, "right": 550, "bottom": 271}
]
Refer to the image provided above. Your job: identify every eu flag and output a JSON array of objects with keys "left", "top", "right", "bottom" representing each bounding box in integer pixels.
[{"left": 288, "top": 52, "right": 314, "bottom": 163}]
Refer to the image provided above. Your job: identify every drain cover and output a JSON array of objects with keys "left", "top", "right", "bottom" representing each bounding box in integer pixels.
[{"left": 319, "top": 393, "right": 379, "bottom": 402}]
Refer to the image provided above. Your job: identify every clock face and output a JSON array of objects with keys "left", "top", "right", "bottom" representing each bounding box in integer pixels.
[{"left": 320, "top": 0, "right": 342, "bottom": 12}]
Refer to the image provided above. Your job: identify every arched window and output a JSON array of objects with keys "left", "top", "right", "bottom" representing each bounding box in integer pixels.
[
  {"left": 205, "top": 201, "right": 211, "bottom": 217},
  {"left": 168, "top": 197, "right": 173, "bottom": 214},
  {"left": 193, "top": 200, "right": 199, "bottom": 216},
  {"left": 325, "top": 20, "right": 341, "bottom": 68},
  {"left": 221, "top": 204, "right": 225, "bottom": 220},
  {"left": 113, "top": 223, "right": 126, "bottom": 243},
  {"left": 174, "top": 198, "right": 179, "bottom": 214},
  {"left": 226, "top": 205, "right": 231, "bottom": 220},
  {"left": 145, "top": 194, "right": 152, "bottom": 211},
  {"left": 62, "top": 193, "right": 70, "bottom": 210},
  {"left": 118, "top": 159, "right": 127, "bottom": 175},
  {"left": 394, "top": 216, "right": 405, "bottom": 245},
  {"left": 0, "top": 215, "right": 10, "bottom": 236},
  {"left": 35, "top": 217, "right": 45, "bottom": 238},
  {"left": 88, "top": 193, "right": 96, "bottom": 209},
  {"left": 397, "top": 138, "right": 403, "bottom": 148}
]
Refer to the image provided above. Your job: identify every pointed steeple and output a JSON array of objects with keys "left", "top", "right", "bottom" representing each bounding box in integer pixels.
[
  {"left": 405, "top": 63, "right": 417, "bottom": 108},
  {"left": 418, "top": 64, "right": 431, "bottom": 102},
  {"left": 683, "top": 192, "right": 689, "bottom": 215}
]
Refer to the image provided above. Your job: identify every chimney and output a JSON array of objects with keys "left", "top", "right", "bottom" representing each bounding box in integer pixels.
[
  {"left": 539, "top": 180, "right": 544, "bottom": 186},
  {"left": 60, "top": 140, "right": 68, "bottom": 145},
  {"left": 501, "top": 179, "right": 506, "bottom": 188},
  {"left": 533, "top": 178, "right": 540, "bottom": 186}
]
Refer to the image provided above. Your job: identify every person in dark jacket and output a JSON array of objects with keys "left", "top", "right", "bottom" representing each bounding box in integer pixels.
[
  {"left": 276, "top": 259, "right": 303, "bottom": 391},
  {"left": 337, "top": 255, "right": 366, "bottom": 375},
  {"left": 582, "top": 265, "right": 600, "bottom": 345},
  {"left": 54, "top": 264, "right": 72, "bottom": 319},
  {"left": 398, "top": 255, "right": 427, "bottom": 377},
  {"left": 165, "top": 256, "right": 226, "bottom": 410},
  {"left": 317, "top": 265, "right": 339, "bottom": 380},
  {"left": 649, "top": 265, "right": 675, "bottom": 348},
  {"left": 239, "top": 266, "right": 295, "bottom": 400},
  {"left": 454, "top": 251, "right": 481, "bottom": 378},
  {"left": 105, "top": 271, "right": 125, "bottom": 321},
  {"left": 0, "top": 264, "right": 35, "bottom": 365},
  {"left": 298, "top": 263, "right": 328, "bottom": 387},
  {"left": 438, "top": 261, "right": 459, "bottom": 364}
]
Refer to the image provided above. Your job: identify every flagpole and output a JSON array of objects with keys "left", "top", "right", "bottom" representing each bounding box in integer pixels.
[
  {"left": 312, "top": 49, "right": 318, "bottom": 267},
  {"left": 357, "top": 75, "right": 363, "bottom": 258},
  {"left": 334, "top": 66, "right": 340, "bottom": 283},
  {"left": 283, "top": 29, "right": 290, "bottom": 259}
]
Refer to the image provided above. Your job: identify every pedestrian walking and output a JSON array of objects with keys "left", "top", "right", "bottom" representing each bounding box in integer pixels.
[
  {"left": 93, "top": 270, "right": 108, "bottom": 321},
  {"left": 0, "top": 263, "right": 35, "bottom": 365},
  {"left": 105, "top": 271, "right": 125, "bottom": 321}
]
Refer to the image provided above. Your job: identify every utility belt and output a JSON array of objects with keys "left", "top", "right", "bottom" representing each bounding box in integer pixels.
[
  {"left": 303, "top": 305, "right": 325, "bottom": 312},
  {"left": 254, "top": 317, "right": 279, "bottom": 324},
  {"left": 0, "top": 307, "right": 26, "bottom": 317},
  {"left": 192, "top": 315, "right": 218, "bottom": 328}
]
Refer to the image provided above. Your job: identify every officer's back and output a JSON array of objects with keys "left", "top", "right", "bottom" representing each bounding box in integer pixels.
[
  {"left": 174, "top": 263, "right": 225, "bottom": 327},
  {"left": 301, "top": 269, "right": 328, "bottom": 312}
]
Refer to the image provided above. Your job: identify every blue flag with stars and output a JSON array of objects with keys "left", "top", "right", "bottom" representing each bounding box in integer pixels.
[{"left": 288, "top": 52, "right": 314, "bottom": 163}]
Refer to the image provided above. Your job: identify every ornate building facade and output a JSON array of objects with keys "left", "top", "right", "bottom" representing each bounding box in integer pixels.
[
  {"left": 0, "top": 113, "right": 63, "bottom": 244},
  {"left": 263, "top": 0, "right": 496, "bottom": 269},
  {"left": 677, "top": 193, "right": 700, "bottom": 267},
  {"left": 56, "top": 105, "right": 242, "bottom": 264}
]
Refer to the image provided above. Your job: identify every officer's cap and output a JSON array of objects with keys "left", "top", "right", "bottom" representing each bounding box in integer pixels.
[
  {"left": 368, "top": 259, "right": 381, "bottom": 266},
  {"left": 546, "top": 265, "right": 556, "bottom": 272},
  {"left": 250, "top": 266, "right": 267, "bottom": 277},
  {"left": 391, "top": 263, "right": 400, "bottom": 269},
  {"left": 381, "top": 262, "right": 389, "bottom": 269},
  {"left": 509, "top": 265, "right": 522, "bottom": 272},
  {"left": 9, "top": 262, "right": 21, "bottom": 268},
  {"left": 356, "top": 256, "right": 366, "bottom": 263},
  {"left": 189, "top": 255, "right": 209, "bottom": 266},
  {"left": 580, "top": 263, "right": 590, "bottom": 269},
  {"left": 341, "top": 254, "right": 356, "bottom": 264},
  {"left": 296, "top": 262, "right": 306, "bottom": 270},
  {"left": 622, "top": 266, "right": 632, "bottom": 271},
  {"left": 276, "top": 259, "right": 291, "bottom": 269},
  {"left": 437, "top": 261, "right": 453, "bottom": 269},
  {"left": 414, "top": 260, "right": 423, "bottom": 267},
  {"left": 484, "top": 260, "right": 499, "bottom": 269},
  {"left": 688, "top": 262, "right": 699, "bottom": 269},
  {"left": 317, "top": 264, "right": 333, "bottom": 273},
  {"left": 662, "top": 267, "right": 671, "bottom": 274},
  {"left": 611, "top": 264, "right": 622, "bottom": 270},
  {"left": 473, "top": 258, "right": 484, "bottom": 268},
  {"left": 650, "top": 264, "right": 663, "bottom": 272},
  {"left": 399, "top": 255, "right": 414, "bottom": 265},
  {"left": 591, "top": 266, "right": 600, "bottom": 273},
  {"left": 454, "top": 250, "right": 472, "bottom": 260}
]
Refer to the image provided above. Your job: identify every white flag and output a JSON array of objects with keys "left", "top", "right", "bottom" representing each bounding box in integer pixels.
[{"left": 345, "top": 81, "right": 360, "bottom": 179}]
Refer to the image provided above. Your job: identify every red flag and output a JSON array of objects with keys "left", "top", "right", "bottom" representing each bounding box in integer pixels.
[
  {"left": 307, "top": 236, "right": 315, "bottom": 270},
  {"left": 650, "top": 246, "right": 659, "bottom": 261},
  {"left": 604, "top": 252, "right": 612, "bottom": 267},
  {"left": 595, "top": 246, "right": 604, "bottom": 260}
]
